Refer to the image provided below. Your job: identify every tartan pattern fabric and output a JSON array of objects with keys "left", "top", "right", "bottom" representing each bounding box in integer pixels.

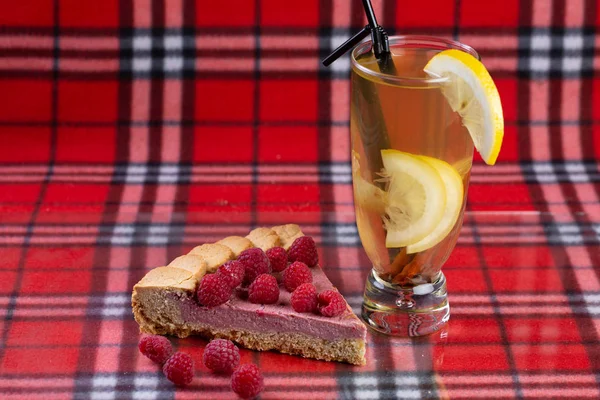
[{"left": 1, "top": 0, "right": 599, "bottom": 399}]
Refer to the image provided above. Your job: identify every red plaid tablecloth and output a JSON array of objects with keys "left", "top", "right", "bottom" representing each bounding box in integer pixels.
[{"left": 1, "top": 0, "right": 599, "bottom": 399}]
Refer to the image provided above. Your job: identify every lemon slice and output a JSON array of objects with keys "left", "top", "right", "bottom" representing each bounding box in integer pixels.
[
  {"left": 406, "top": 156, "right": 463, "bottom": 254},
  {"left": 352, "top": 150, "right": 388, "bottom": 214},
  {"left": 380, "top": 150, "right": 446, "bottom": 248},
  {"left": 354, "top": 174, "right": 388, "bottom": 214},
  {"left": 424, "top": 49, "right": 504, "bottom": 165}
]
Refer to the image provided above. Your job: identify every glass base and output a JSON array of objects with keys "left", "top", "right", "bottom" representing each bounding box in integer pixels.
[{"left": 361, "top": 270, "right": 449, "bottom": 337}]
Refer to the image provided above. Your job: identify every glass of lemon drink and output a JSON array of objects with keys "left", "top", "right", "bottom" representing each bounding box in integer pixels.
[{"left": 351, "top": 36, "right": 504, "bottom": 336}]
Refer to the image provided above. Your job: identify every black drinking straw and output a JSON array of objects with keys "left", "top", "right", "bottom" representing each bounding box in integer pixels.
[
  {"left": 322, "top": 0, "right": 393, "bottom": 179},
  {"left": 322, "top": 0, "right": 395, "bottom": 74}
]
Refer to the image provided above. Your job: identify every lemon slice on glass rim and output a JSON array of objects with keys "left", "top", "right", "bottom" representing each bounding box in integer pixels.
[{"left": 424, "top": 49, "right": 504, "bottom": 165}]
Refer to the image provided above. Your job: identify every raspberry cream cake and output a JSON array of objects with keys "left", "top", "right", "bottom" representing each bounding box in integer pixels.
[{"left": 131, "top": 224, "right": 367, "bottom": 365}]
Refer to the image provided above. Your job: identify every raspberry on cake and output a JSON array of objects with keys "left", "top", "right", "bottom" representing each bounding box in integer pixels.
[
  {"left": 217, "top": 260, "right": 245, "bottom": 289},
  {"left": 318, "top": 290, "right": 346, "bottom": 317},
  {"left": 288, "top": 236, "right": 319, "bottom": 267},
  {"left": 238, "top": 248, "right": 271, "bottom": 284},
  {"left": 282, "top": 261, "right": 312, "bottom": 292},
  {"left": 291, "top": 283, "right": 317, "bottom": 313},
  {"left": 248, "top": 274, "right": 279, "bottom": 304},
  {"left": 266, "top": 247, "right": 288, "bottom": 272},
  {"left": 197, "top": 273, "right": 232, "bottom": 308},
  {"left": 131, "top": 224, "right": 367, "bottom": 365}
]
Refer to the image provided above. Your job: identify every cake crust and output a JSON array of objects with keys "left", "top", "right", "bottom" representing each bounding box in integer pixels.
[
  {"left": 135, "top": 266, "right": 197, "bottom": 290},
  {"left": 272, "top": 224, "right": 304, "bottom": 250},
  {"left": 217, "top": 236, "right": 254, "bottom": 257},
  {"left": 188, "top": 243, "right": 234, "bottom": 272},
  {"left": 168, "top": 254, "right": 207, "bottom": 280},
  {"left": 245, "top": 228, "right": 280, "bottom": 251}
]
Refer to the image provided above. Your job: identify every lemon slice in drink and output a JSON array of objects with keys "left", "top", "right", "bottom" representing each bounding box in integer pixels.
[
  {"left": 406, "top": 156, "right": 463, "bottom": 254},
  {"left": 424, "top": 49, "right": 504, "bottom": 165},
  {"left": 380, "top": 150, "right": 446, "bottom": 248}
]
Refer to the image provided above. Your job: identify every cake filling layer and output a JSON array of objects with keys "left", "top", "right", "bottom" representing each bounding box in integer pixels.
[{"left": 170, "top": 265, "right": 365, "bottom": 342}]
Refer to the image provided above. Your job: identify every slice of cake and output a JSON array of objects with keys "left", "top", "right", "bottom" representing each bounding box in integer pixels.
[{"left": 131, "top": 224, "right": 367, "bottom": 365}]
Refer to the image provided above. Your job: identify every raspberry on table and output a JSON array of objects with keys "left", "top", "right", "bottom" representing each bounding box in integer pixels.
[
  {"left": 238, "top": 248, "right": 271, "bottom": 285},
  {"left": 138, "top": 334, "right": 173, "bottom": 365},
  {"left": 231, "top": 363, "right": 264, "bottom": 399},
  {"left": 162, "top": 352, "right": 195, "bottom": 387},
  {"left": 287, "top": 236, "right": 319, "bottom": 267},
  {"left": 217, "top": 260, "right": 245, "bottom": 289},
  {"left": 197, "top": 273, "right": 232, "bottom": 308},
  {"left": 202, "top": 339, "right": 240, "bottom": 375},
  {"left": 248, "top": 274, "right": 280, "bottom": 304},
  {"left": 317, "top": 289, "right": 346, "bottom": 317},
  {"left": 282, "top": 261, "right": 312, "bottom": 292},
  {"left": 266, "top": 247, "right": 288, "bottom": 272},
  {"left": 291, "top": 283, "right": 317, "bottom": 313}
]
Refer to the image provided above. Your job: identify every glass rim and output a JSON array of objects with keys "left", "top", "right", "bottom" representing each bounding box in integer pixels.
[{"left": 350, "top": 35, "right": 479, "bottom": 86}]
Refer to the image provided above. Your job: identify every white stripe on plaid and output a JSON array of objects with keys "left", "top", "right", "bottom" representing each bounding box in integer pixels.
[
  {"left": 132, "top": 375, "right": 159, "bottom": 400},
  {"left": 90, "top": 374, "right": 117, "bottom": 400},
  {"left": 341, "top": 374, "right": 423, "bottom": 400}
]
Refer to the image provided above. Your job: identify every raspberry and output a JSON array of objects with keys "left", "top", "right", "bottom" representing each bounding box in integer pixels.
[
  {"left": 202, "top": 339, "right": 240, "bottom": 375},
  {"left": 248, "top": 274, "right": 280, "bottom": 304},
  {"left": 291, "top": 283, "right": 317, "bottom": 313},
  {"left": 282, "top": 261, "right": 312, "bottom": 292},
  {"left": 266, "top": 247, "right": 288, "bottom": 272},
  {"left": 162, "top": 352, "right": 195, "bottom": 387},
  {"left": 238, "top": 248, "right": 271, "bottom": 284},
  {"left": 287, "top": 236, "right": 318, "bottom": 267},
  {"left": 197, "top": 273, "right": 232, "bottom": 308},
  {"left": 231, "top": 364, "right": 264, "bottom": 399},
  {"left": 317, "top": 290, "right": 346, "bottom": 317},
  {"left": 217, "top": 260, "right": 245, "bottom": 289},
  {"left": 138, "top": 334, "right": 173, "bottom": 365}
]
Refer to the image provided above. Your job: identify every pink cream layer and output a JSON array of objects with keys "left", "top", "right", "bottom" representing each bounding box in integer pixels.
[{"left": 174, "top": 265, "right": 367, "bottom": 342}]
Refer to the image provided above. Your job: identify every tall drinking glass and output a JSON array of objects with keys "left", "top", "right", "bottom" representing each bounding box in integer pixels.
[{"left": 351, "top": 36, "right": 478, "bottom": 336}]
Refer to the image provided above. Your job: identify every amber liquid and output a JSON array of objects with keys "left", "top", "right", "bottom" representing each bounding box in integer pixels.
[{"left": 351, "top": 47, "right": 474, "bottom": 286}]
